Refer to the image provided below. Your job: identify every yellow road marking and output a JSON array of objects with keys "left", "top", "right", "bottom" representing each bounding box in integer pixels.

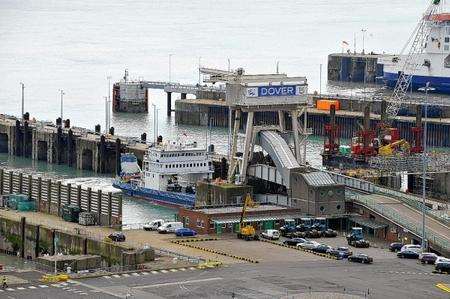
[{"left": 436, "top": 283, "right": 450, "bottom": 293}]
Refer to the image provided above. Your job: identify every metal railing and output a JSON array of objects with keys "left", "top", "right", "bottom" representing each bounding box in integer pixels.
[{"left": 347, "top": 192, "right": 449, "bottom": 252}]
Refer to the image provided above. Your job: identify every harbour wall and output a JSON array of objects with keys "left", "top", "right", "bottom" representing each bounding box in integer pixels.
[
  {"left": 0, "top": 215, "right": 154, "bottom": 267},
  {"left": 0, "top": 114, "right": 148, "bottom": 174}
]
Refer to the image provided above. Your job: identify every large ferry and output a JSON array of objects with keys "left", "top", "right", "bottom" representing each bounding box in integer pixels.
[
  {"left": 379, "top": 12, "right": 450, "bottom": 93},
  {"left": 113, "top": 141, "right": 213, "bottom": 208}
]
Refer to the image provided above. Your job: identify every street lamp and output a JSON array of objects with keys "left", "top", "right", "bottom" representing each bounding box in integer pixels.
[
  {"left": 227, "top": 58, "right": 231, "bottom": 72},
  {"left": 168, "top": 54, "right": 173, "bottom": 82},
  {"left": 59, "top": 89, "right": 65, "bottom": 121},
  {"left": 361, "top": 29, "right": 367, "bottom": 54},
  {"left": 198, "top": 56, "right": 202, "bottom": 84},
  {"left": 418, "top": 82, "right": 435, "bottom": 250},
  {"left": 276, "top": 61, "right": 280, "bottom": 74},
  {"left": 319, "top": 64, "right": 322, "bottom": 97},
  {"left": 20, "top": 83, "right": 25, "bottom": 119},
  {"left": 107, "top": 76, "right": 112, "bottom": 132}
]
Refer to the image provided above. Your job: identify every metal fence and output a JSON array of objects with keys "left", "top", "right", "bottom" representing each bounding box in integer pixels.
[{"left": 347, "top": 192, "right": 449, "bottom": 253}]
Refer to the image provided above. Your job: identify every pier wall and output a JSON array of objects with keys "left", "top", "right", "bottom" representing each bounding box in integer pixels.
[
  {"left": 0, "top": 215, "right": 154, "bottom": 266},
  {"left": 0, "top": 168, "right": 122, "bottom": 226},
  {"left": 0, "top": 114, "right": 148, "bottom": 174},
  {"left": 327, "top": 53, "right": 383, "bottom": 83}
]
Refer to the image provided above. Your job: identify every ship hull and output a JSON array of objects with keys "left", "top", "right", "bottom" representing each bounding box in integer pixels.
[
  {"left": 382, "top": 71, "right": 450, "bottom": 94},
  {"left": 112, "top": 181, "right": 195, "bottom": 209}
]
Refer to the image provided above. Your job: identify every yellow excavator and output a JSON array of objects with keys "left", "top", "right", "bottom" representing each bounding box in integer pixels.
[
  {"left": 237, "top": 193, "right": 259, "bottom": 241},
  {"left": 378, "top": 139, "right": 411, "bottom": 156}
]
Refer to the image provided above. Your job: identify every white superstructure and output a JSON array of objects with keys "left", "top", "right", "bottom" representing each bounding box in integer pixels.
[{"left": 142, "top": 141, "right": 213, "bottom": 192}]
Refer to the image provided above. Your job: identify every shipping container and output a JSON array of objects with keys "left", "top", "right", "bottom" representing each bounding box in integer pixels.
[{"left": 317, "top": 100, "right": 340, "bottom": 111}]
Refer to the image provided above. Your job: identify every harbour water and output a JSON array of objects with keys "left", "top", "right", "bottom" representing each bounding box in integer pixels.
[{"left": 0, "top": 0, "right": 442, "bottom": 222}]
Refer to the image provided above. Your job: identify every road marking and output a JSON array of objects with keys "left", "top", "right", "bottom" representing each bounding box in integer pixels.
[
  {"left": 17, "top": 287, "right": 25, "bottom": 290},
  {"left": 436, "top": 283, "right": 450, "bottom": 293},
  {"left": 131, "top": 273, "right": 140, "bottom": 276},
  {"left": 69, "top": 280, "right": 123, "bottom": 298},
  {"left": 141, "top": 272, "right": 149, "bottom": 275},
  {"left": 161, "top": 270, "right": 168, "bottom": 273},
  {"left": 133, "top": 277, "right": 223, "bottom": 290},
  {"left": 151, "top": 271, "right": 159, "bottom": 274},
  {"left": 170, "top": 269, "right": 178, "bottom": 272},
  {"left": 122, "top": 273, "right": 130, "bottom": 277},
  {"left": 103, "top": 276, "right": 112, "bottom": 279},
  {"left": 112, "top": 274, "right": 120, "bottom": 278},
  {"left": 6, "top": 288, "right": 14, "bottom": 291},
  {"left": 39, "top": 285, "right": 49, "bottom": 288},
  {"left": 28, "top": 286, "right": 37, "bottom": 289}
]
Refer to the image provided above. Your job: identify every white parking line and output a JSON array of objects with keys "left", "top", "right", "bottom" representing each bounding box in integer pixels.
[{"left": 133, "top": 277, "right": 223, "bottom": 290}]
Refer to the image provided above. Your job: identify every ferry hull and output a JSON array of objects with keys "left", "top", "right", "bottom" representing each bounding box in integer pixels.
[
  {"left": 383, "top": 72, "right": 450, "bottom": 94},
  {"left": 112, "top": 181, "right": 195, "bottom": 209}
]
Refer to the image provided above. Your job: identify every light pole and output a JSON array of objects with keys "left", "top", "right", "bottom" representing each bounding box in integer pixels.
[
  {"left": 20, "top": 83, "right": 25, "bottom": 119},
  {"left": 361, "top": 29, "right": 367, "bottom": 54},
  {"left": 104, "top": 96, "right": 109, "bottom": 134},
  {"left": 198, "top": 56, "right": 202, "bottom": 84},
  {"left": 107, "top": 76, "right": 112, "bottom": 132},
  {"left": 276, "top": 61, "right": 280, "bottom": 74},
  {"left": 227, "top": 58, "right": 231, "bottom": 72},
  {"left": 418, "top": 82, "right": 435, "bottom": 250},
  {"left": 168, "top": 54, "right": 173, "bottom": 82},
  {"left": 152, "top": 103, "right": 158, "bottom": 143},
  {"left": 319, "top": 64, "right": 322, "bottom": 97},
  {"left": 59, "top": 90, "right": 65, "bottom": 121}
]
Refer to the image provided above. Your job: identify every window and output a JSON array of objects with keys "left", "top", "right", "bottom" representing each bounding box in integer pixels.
[
  {"left": 445, "top": 54, "right": 450, "bottom": 68},
  {"left": 445, "top": 45, "right": 449, "bottom": 51},
  {"left": 336, "top": 204, "right": 341, "bottom": 210},
  {"left": 185, "top": 217, "right": 190, "bottom": 226},
  {"left": 209, "top": 222, "right": 215, "bottom": 229},
  {"left": 445, "top": 37, "right": 450, "bottom": 43},
  {"left": 319, "top": 206, "right": 325, "bottom": 212}
]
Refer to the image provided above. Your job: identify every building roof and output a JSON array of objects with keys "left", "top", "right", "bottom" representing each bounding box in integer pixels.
[
  {"left": 212, "top": 214, "right": 301, "bottom": 224},
  {"left": 301, "top": 172, "right": 337, "bottom": 187},
  {"left": 194, "top": 204, "right": 288, "bottom": 215}
]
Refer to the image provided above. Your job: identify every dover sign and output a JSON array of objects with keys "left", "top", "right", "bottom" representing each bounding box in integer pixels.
[{"left": 246, "top": 85, "right": 303, "bottom": 98}]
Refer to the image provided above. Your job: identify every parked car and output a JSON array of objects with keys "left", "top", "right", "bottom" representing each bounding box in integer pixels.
[
  {"left": 389, "top": 242, "right": 404, "bottom": 252},
  {"left": 400, "top": 244, "right": 422, "bottom": 253},
  {"left": 158, "top": 222, "right": 183, "bottom": 234},
  {"left": 143, "top": 219, "right": 165, "bottom": 231},
  {"left": 348, "top": 253, "right": 373, "bottom": 264},
  {"left": 298, "top": 241, "right": 321, "bottom": 250},
  {"left": 327, "top": 247, "right": 353, "bottom": 259},
  {"left": 419, "top": 252, "right": 439, "bottom": 264},
  {"left": 313, "top": 244, "right": 332, "bottom": 254},
  {"left": 305, "top": 229, "right": 321, "bottom": 238},
  {"left": 435, "top": 259, "right": 450, "bottom": 274},
  {"left": 322, "top": 229, "right": 338, "bottom": 238},
  {"left": 261, "top": 229, "right": 280, "bottom": 240},
  {"left": 175, "top": 228, "right": 197, "bottom": 237},
  {"left": 283, "top": 238, "right": 308, "bottom": 246},
  {"left": 397, "top": 250, "right": 420, "bottom": 259},
  {"left": 291, "top": 231, "right": 307, "bottom": 238},
  {"left": 349, "top": 239, "right": 370, "bottom": 248},
  {"left": 280, "top": 225, "right": 297, "bottom": 237},
  {"left": 108, "top": 232, "right": 126, "bottom": 242}
]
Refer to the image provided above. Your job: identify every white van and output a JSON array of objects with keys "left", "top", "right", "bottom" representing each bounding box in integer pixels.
[
  {"left": 143, "top": 219, "right": 165, "bottom": 231},
  {"left": 157, "top": 222, "right": 183, "bottom": 234},
  {"left": 400, "top": 244, "right": 422, "bottom": 253}
]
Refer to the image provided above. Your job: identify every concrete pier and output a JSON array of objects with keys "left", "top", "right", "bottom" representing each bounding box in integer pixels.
[
  {"left": 0, "top": 114, "right": 148, "bottom": 174},
  {"left": 327, "top": 53, "right": 383, "bottom": 83}
]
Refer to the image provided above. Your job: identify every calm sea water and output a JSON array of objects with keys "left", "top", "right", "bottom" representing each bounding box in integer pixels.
[{"left": 0, "top": 0, "right": 437, "bottom": 220}]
